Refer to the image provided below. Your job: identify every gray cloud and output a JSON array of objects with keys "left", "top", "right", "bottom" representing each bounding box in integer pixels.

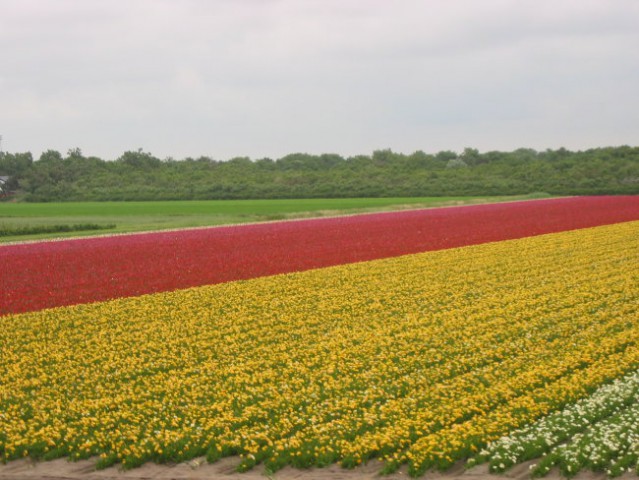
[{"left": 1, "top": 0, "right": 638, "bottom": 160}]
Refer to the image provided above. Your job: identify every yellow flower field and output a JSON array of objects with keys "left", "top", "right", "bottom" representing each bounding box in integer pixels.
[{"left": 1, "top": 221, "right": 638, "bottom": 475}]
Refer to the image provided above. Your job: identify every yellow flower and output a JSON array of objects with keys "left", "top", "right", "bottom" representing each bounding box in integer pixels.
[{"left": 0, "top": 221, "right": 637, "bottom": 472}]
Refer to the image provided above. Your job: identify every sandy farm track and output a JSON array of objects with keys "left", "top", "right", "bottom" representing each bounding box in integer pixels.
[{"left": 0, "top": 457, "right": 632, "bottom": 480}]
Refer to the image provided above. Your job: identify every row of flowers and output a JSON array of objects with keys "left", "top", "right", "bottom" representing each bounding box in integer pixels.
[
  {"left": 468, "top": 369, "right": 639, "bottom": 477},
  {"left": 3, "top": 196, "right": 639, "bottom": 316},
  {"left": 1, "top": 220, "right": 638, "bottom": 475}
]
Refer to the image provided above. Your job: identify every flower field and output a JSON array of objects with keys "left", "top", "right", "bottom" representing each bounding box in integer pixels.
[
  {"left": 2, "top": 195, "right": 639, "bottom": 316},
  {"left": 469, "top": 370, "right": 639, "bottom": 477},
  {"left": 1, "top": 210, "right": 638, "bottom": 476}
]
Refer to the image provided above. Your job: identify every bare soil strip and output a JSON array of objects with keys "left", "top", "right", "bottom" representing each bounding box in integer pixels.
[{"left": 1, "top": 457, "right": 629, "bottom": 480}]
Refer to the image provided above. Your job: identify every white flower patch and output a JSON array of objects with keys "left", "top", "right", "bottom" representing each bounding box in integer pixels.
[{"left": 467, "top": 370, "right": 639, "bottom": 475}]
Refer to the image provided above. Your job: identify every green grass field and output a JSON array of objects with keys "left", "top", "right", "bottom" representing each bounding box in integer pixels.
[{"left": 0, "top": 194, "right": 550, "bottom": 242}]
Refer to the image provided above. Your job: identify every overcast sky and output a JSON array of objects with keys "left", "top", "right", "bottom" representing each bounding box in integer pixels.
[{"left": 1, "top": 0, "right": 638, "bottom": 161}]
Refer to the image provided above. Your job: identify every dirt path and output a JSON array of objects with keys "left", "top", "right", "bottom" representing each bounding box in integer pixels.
[{"left": 0, "top": 457, "right": 629, "bottom": 480}]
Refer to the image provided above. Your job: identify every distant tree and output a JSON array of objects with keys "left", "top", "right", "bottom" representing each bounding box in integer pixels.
[
  {"left": 66, "top": 147, "right": 84, "bottom": 160},
  {"left": 406, "top": 150, "right": 436, "bottom": 169},
  {"left": 435, "top": 150, "right": 458, "bottom": 163},
  {"left": 117, "top": 149, "right": 161, "bottom": 168},
  {"left": 446, "top": 158, "right": 468, "bottom": 169},
  {"left": 255, "top": 158, "right": 275, "bottom": 169},
  {"left": 227, "top": 156, "right": 252, "bottom": 166},
  {"left": 2, "top": 145, "right": 636, "bottom": 201},
  {"left": 277, "top": 153, "right": 314, "bottom": 170},
  {"left": 372, "top": 149, "right": 396, "bottom": 166},
  {"left": 317, "top": 153, "right": 344, "bottom": 169},
  {"left": 38, "top": 150, "right": 63, "bottom": 163},
  {"left": 459, "top": 147, "right": 481, "bottom": 166},
  {"left": 0, "top": 151, "right": 33, "bottom": 175}
]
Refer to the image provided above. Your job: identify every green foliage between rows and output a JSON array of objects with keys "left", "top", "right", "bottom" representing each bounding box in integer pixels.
[{"left": 0, "top": 146, "right": 637, "bottom": 202}]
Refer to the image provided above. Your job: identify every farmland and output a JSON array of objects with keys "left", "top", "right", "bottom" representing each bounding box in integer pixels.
[
  {"left": 1, "top": 197, "right": 639, "bottom": 478},
  {"left": 0, "top": 195, "right": 539, "bottom": 242},
  {"left": 2, "top": 196, "right": 638, "bottom": 316},
  {"left": 469, "top": 370, "right": 639, "bottom": 477}
]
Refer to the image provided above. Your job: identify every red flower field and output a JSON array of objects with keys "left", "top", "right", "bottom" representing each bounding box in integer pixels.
[{"left": 1, "top": 196, "right": 638, "bottom": 316}]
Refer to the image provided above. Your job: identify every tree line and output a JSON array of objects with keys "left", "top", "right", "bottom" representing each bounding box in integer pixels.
[{"left": 0, "top": 146, "right": 637, "bottom": 201}]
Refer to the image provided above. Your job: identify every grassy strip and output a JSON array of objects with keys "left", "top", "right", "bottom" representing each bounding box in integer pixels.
[
  {"left": 0, "top": 194, "right": 550, "bottom": 242},
  {"left": 0, "top": 223, "right": 116, "bottom": 237}
]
